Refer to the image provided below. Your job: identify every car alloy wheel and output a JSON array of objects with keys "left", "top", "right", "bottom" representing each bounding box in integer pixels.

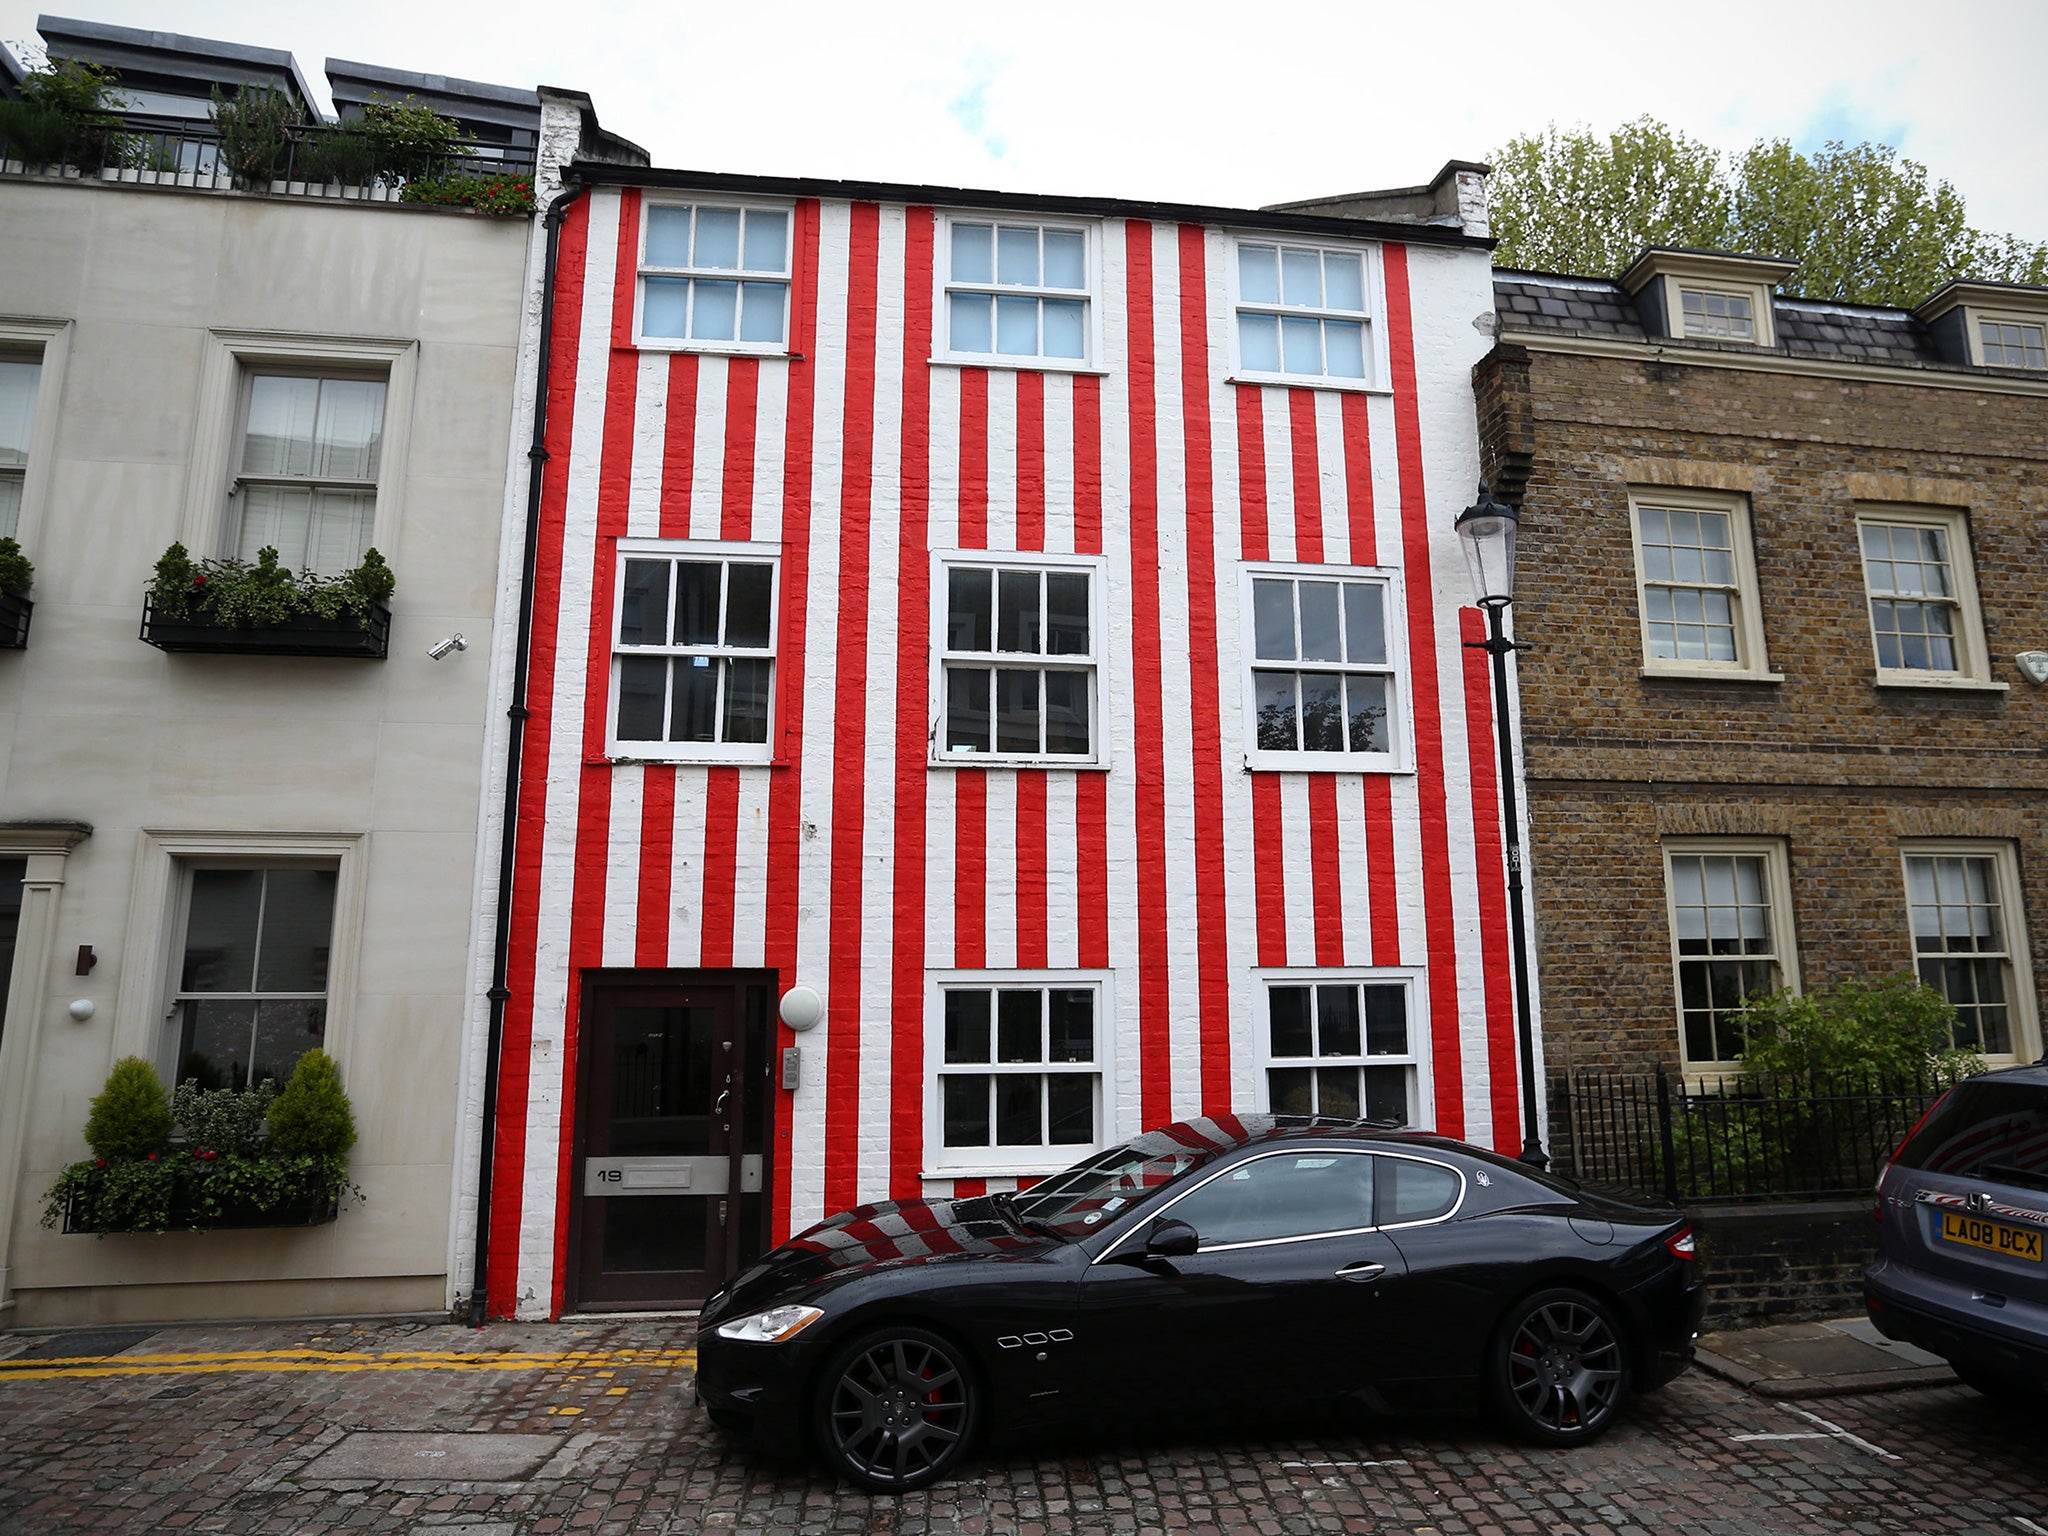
[
  {"left": 814, "top": 1326, "right": 977, "bottom": 1492},
  {"left": 1490, "top": 1288, "right": 1630, "bottom": 1445}
]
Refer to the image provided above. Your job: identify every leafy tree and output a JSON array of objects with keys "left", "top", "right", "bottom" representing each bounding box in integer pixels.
[{"left": 1491, "top": 117, "right": 2048, "bottom": 305}]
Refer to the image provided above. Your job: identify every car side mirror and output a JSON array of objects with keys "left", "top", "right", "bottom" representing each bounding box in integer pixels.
[{"left": 1145, "top": 1218, "right": 1199, "bottom": 1258}]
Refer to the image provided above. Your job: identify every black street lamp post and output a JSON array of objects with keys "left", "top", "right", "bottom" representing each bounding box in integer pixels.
[{"left": 1454, "top": 484, "right": 1548, "bottom": 1170}]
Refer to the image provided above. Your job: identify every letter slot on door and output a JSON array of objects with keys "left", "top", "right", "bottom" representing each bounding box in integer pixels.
[{"left": 582, "top": 1156, "right": 765, "bottom": 1195}]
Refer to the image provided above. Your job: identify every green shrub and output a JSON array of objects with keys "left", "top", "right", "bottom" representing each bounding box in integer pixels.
[
  {"left": 267, "top": 1049, "right": 357, "bottom": 1158},
  {"left": 210, "top": 83, "right": 302, "bottom": 188},
  {"left": 0, "top": 538, "right": 34, "bottom": 598},
  {"left": 1734, "top": 973, "right": 1983, "bottom": 1083},
  {"left": 399, "top": 172, "right": 535, "bottom": 216},
  {"left": 294, "top": 124, "right": 379, "bottom": 186},
  {"left": 356, "top": 96, "right": 469, "bottom": 184},
  {"left": 148, "top": 542, "right": 396, "bottom": 626},
  {"left": 83, "top": 1057, "right": 173, "bottom": 1159},
  {"left": 0, "top": 59, "right": 129, "bottom": 171},
  {"left": 172, "top": 1079, "right": 276, "bottom": 1157}
]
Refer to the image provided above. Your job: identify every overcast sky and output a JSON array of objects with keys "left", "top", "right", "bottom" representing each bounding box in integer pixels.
[{"left": 6, "top": 0, "right": 2044, "bottom": 242}]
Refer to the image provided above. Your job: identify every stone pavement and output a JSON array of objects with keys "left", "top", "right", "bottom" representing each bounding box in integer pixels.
[
  {"left": 2, "top": 1313, "right": 2043, "bottom": 1535},
  {"left": 1694, "top": 1314, "right": 1955, "bottom": 1398}
]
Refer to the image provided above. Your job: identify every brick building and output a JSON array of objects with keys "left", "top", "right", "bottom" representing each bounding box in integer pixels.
[{"left": 1477, "top": 250, "right": 2048, "bottom": 1077}]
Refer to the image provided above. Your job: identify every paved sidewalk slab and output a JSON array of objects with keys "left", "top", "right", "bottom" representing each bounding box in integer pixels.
[{"left": 1696, "top": 1314, "right": 1955, "bottom": 1398}]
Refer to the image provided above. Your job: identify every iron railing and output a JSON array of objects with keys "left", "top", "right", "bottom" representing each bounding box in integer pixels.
[{"left": 1551, "top": 1063, "right": 1964, "bottom": 1204}]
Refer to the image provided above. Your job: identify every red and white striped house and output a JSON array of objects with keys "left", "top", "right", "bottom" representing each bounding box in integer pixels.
[{"left": 465, "top": 103, "right": 1529, "bottom": 1319}]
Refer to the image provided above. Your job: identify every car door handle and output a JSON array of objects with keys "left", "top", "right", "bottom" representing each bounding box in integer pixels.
[{"left": 1335, "top": 1262, "right": 1386, "bottom": 1283}]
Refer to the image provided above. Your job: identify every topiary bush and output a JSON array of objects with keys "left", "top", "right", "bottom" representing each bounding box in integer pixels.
[
  {"left": 267, "top": 1049, "right": 357, "bottom": 1158},
  {"left": 83, "top": 1057, "right": 173, "bottom": 1159},
  {"left": 0, "top": 537, "right": 35, "bottom": 598},
  {"left": 1735, "top": 973, "right": 1983, "bottom": 1083},
  {"left": 172, "top": 1078, "right": 276, "bottom": 1158}
]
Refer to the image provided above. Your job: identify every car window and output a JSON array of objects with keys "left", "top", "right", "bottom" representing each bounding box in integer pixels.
[
  {"left": 1167, "top": 1152, "right": 1374, "bottom": 1247},
  {"left": 1895, "top": 1083, "right": 2048, "bottom": 1188},
  {"left": 1010, "top": 1133, "right": 1218, "bottom": 1236},
  {"left": 1377, "top": 1156, "right": 1461, "bottom": 1223}
]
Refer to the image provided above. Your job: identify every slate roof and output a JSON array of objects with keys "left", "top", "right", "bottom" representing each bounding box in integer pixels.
[{"left": 1495, "top": 271, "right": 1943, "bottom": 369}]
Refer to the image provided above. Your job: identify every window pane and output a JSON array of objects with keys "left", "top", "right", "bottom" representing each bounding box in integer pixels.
[
  {"left": 1239, "top": 313, "right": 1281, "bottom": 372},
  {"left": 944, "top": 990, "right": 991, "bottom": 1063},
  {"left": 1299, "top": 581, "right": 1342, "bottom": 661},
  {"left": 619, "top": 561, "right": 669, "bottom": 647},
  {"left": 945, "top": 666, "right": 990, "bottom": 752},
  {"left": 304, "top": 488, "right": 373, "bottom": 574},
  {"left": 671, "top": 656, "right": 719, "bottom": 742},
  {"left": 234, "top": 485, "right": 309, "bottom": 565},
  {"left": 1269, "top": 1066, "right": 1313, "bottom": 1115},
  {"left": 952, "top": 222, "right": 993, "bottom": 285},
  {"left": 310, "top": 380, "right": 384, "bottom": 480},
  {"left": 1044, "top": 671, "right": 1091, "bottom": 755},
  {"left": 997, "top": 990, "right": 1042, "bottom": 1062},
  {"left": 1043, "top": 230, "right": 1085, "bottom": 289},
  {"left": 178, "top": 997, "right": 258, "bottom": 1090},
  {"left": 644, "top": 205, "right": 692, "bottom": 266},
  {"left": 1324, "top": 321, "right": 1366, "bottom": 378},
  {"left": 1362, "top": 1066, "right": 1409, "bottom": 1123},
  {"left": 1383, "top": 1157, "right": 1459, "bottom": 1220},
  {"left": 996, "top": 668, "right": 1041, "bottom": 753},
  {"left": 1281, "top": 315, "right": 1322, "bottom": 374},
  {"left": 1047, "top": 1075, "right": 1093, "bottom": 1144},
  {"left": 182, "top": 869, "right": 263, "bottom": 991},
  {"left": 1363, "top": 985, "right": 1407, "bottom": 1055},
  {"left": 1316, "top": 1067, "right": 1361, "bottom": 1119},
  {"left": 1049, "top": 990, "right": 1093, "bottom": 1062},
  {"left": 1045, "top": 572, "right": 1090, "bottom": 655},
  {"left": 995, "top": 295, "right": 1038, "bottom": 355},
  {"left": 1042, "top": 298, "right": 1085, "bottom": 359},
  {"left": 0, "top": 474, "right": 19, "bottom": 540},
  {"left": 724, "top": 562, "right": 774, "bottom": 648},
  {"left": 722, "top": 657, "right": 772, "bottom": 744},
  {"left": 242, "top": 376, "right": 320, "bottom": 476},
  {"left": 949, "top": 567, "right": 993, "bottom": 651},
  {"left": 1300, "top": 672, "right": 1344, "bottom": 751},
  {"left": 995, "top": 1075, "right": 1041, "bottom": 1145},
  {"left": 1239, "top": 244, "right": 1279, "bottom": 304},
  {"left": 254, "top": 869, "right": 336, "bottom": 993},
  {"left": 694, "top": 207, "right": 741, "bottom": 269},
  {"left": 1317, "top": 985, "right": 1360, "bottom": 1056},
  {"left": 943, "top": 1074, "right": 991, "bottom": 1146},
  {"left": 950, "top": 293, "right": 993, "bottom": 354},
  {"left": 1253, "top": 579, "right": 1296, "bottom": 660},
  {"left": 251, "top": 998, "right": 326, "bottom": 1089},
  {"left": 1254, "top": 671, "right": 1298, "bottom": 751},
  {"left": 693, "top": 280, "right": 738, "bottom": 340},
  {"left": 997, "top": 225, "right": 1039, "bottom": 286},
  {"left": 1346, "top": 675, "right": 1389, "bottom": 753},
  {"left": 997, "top": 569, "right": 1042, "bottom": 653},
  {"left": 1324, "top": 253, "right": 1364, "bottom": 311},
  {"left": 616, "top": 655, "right": 667, "bottom": 740},
  {"left": 1269, "top": 985, "right": 1312, "bottom": 1058},
  {"left": 673, "top": 562, "right": 720, "bottom": 645},
  {"left": 739, "top": 282, "right": 786, "bottom": 344},
  {"left": 1281, "top": 247, "right": 1321, "bottom": 306},
  {"left": 741, "top": 209, "right": 788, "bottom": 272},
  {"left": 642, "top": 276, "right": 691, "bottom": 338}
]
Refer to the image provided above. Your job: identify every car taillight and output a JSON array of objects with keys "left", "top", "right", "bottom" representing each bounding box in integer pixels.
[{"left": 1663, "top": 1225, "right": 1696, "bottom": 1261}]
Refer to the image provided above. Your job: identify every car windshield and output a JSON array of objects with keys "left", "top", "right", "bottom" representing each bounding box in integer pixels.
[{"left": 1010, "top": 1122, "right": 1240, "bottom": 1235}]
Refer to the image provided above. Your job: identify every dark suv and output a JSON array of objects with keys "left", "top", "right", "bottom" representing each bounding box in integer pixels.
[{"left": 1866, "top": 1063, "right": 2048, "bottom": 1399}]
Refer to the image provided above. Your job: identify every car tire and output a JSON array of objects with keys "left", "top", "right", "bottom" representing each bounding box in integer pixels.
[
  {"left": 1955, "top": 1362, "right": 2045, "bottom": 1406},
  {"left": 1487, "top": 1287, "right": 1631, "bottom": 1446},
  {"left": 703, "top": 1406, "right": 747, "bottom": 1436},
  {"left": 812, "top": 1325, "right": 978, "bottom": 1493}
]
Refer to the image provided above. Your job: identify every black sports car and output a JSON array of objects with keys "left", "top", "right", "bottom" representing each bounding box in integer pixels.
[{"left": 695, "top": 1116, "right": 1704, "bottom": 1491}]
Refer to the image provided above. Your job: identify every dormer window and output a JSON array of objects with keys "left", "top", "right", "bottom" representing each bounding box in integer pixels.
[
  {"left": 1679, "top": 287, "right": 1756, "bottom": 342},
  {"left": 1914, "top": 282, "right": 2048, "bottom": 371},
  {"left": 1978, "top": 318, "right": 2046, "bottom": 370},
  {"left": 1618, "top": 250, "right": 1796, "bottom": 350}
]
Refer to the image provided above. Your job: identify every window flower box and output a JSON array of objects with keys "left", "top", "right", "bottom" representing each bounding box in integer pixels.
[
  {"left": 0, "top": 590, "right": 30, "bottom": 649},
  {"left": 140, "top": 543, "right": 395, "bottom": 659},
  {"left": 62, "top": 1177, "right": 340, "bottom": 1234},
  {"left": 140, "top": 594, "right": 391, "bottom": 658},
  {"left": 52, "top": 1151, "right": 351, "bottom": 1235}
]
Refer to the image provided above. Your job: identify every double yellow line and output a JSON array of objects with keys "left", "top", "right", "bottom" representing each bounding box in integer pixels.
[{"left": 0, "top": 1345, "right": 698, "bottom": 1383}]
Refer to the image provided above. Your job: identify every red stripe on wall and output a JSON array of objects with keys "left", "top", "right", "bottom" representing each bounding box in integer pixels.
[
  {"left": 1363, "top": 774, "right": 1401, "bottom": 968},
  {"left": 890, "top": 206, "right": 937, "bottom": 1200},
  {"left": 952, "top": 1177, "right": 987, "bottom": 1199},
  {"left": 1461, "top": 606, "right": 1522, "bottom": 1151},
  {"left": 699, "top": 768, "right": 740, "bottom": 968},
  {"left": 1075, "top": 773, "right": 1108, "bottom": 968},
  {"left": 1288, "top": 389, "right": 1323, "bottom": 563},
  {"left": 1235, "top": 388, "right": 1268, "bottom": 562},
  {"left": 635, "top": 768, "right": 675, "bottom": 966},
  {"left": 1307, "top": 775, "right": 1346, "bottom": 966},
  {"left": 1072, "top": 375, "right": 1103, "bottom": 556},
  {"left": 609, "top": 191, "right": 640, "bottom": 353},
  {"left": 1339, "top": 390, "right": 1375, "bottom": 565},
  {"left": 765, "top": 199, "right": 824, "bottom": 1243},
  {"left": 487, "top": 193, "right": 591, "bottom": 1318},
  {"left": 1124, "top": 220, "right": 1172, "bottom": 1129},
  {"left": 1250, "top": 773, "right": 1287, "bottom": 966},
  {"left": 1016, "top": 370, "right": 1045, "bottom": 551},
  {"left": 1383, "top": 242, "right": 1464, "bottom": 1139},
  {"left": 823, "top": 202, "right": 883, "bottom": 1217},
  {"left": 659, "top": 353, "right": 699, "bottom": 539},
  {"left": 720, "top": 359, "right": 760, "bottom": 541},
  {"left": 1177, "top": 224, "right": 1233, "bottom": 1115},
  {"left": 958, "top": 368, "right": 989, "bottom": 550},
  {"left": 953, "top": 771, "right": 987, "bottom": 969},
  {"left": 1015, "top": 773, "right": 1048, "bottom": 969}
]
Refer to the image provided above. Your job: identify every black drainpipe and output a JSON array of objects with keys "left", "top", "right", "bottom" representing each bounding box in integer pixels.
[{"left": 468, "top": 171, "right": 587, "bottom": 1328}]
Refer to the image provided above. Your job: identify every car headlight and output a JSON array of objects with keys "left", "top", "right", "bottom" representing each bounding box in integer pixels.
[{"left": 714, "top": 1304, "right": 824, "bottom": 1344}]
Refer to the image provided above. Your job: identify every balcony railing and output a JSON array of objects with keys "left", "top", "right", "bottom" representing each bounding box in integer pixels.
[{"left": 0, "top": 115, "right": 535, "bottom": 201}]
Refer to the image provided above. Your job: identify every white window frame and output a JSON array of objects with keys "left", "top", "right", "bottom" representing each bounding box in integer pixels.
[
  {"left": 1899, "top": 841, "right": 2040, "bottom": 1067},
  {"left": 1255, "top": 968, "right": 1433, "bottom": 1128},
  {"left": 633, "top": 198, "right": 796, "bottom": 357},
  {"left": 608, "top": 537, "right": 780, "bottom": 765},
  {"left": 930, "top": 550, "right": 1107, "bottom": 768},
  {"left": 1673, "top": 282, "right": 1765, "bottom": 343},
  {"left": 1239, "top": 562, "right": 1410, "bottom": 773},
  {"left": 180, "top": 331, "right": 415, "bottom": 564},
  {"left": 1228, "top": 234, "right": 1388, "bottom": 391},
  {"left": 932, "top": 212, "right": 1102, "bottom": 373},
  {"left": 109, "top": 830, "right": 368, "bottom": 1079},
  {"left": 1854, "top": 504, "right": 2001, "bottom": 691},
  {"left": 1662, "top": 837, "right": 1799, "bottom": 1074},
  {"left": 924, "top": 969, "right": 1113, "bottom": 1178},
  {"left": 0, "top": 317, "right": 72, "bottom": 553},
  {"left": 1970, "top": 311, "right": 2048, "bottom": 370},
  {"left": 1627, "top": 487, "right": 1778, "bottom": 681}
]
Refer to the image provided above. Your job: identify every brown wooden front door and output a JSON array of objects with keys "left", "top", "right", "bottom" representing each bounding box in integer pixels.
[{"left": 568, "top": 972, "right": 775, "bottom": 1310}]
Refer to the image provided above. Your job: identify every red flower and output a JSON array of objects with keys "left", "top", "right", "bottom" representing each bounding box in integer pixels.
[
  {"left": 94, "top": 1158, "right": 107, "bottom": 1170},
  {"left": 192, "top": 573, "right": 208, "bottom": 587},
  {"left": 145, "top": 1152, "right": 157, "bottom": 1162}
]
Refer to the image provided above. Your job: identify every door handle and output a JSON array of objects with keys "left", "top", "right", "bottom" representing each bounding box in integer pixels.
[
  {"left": 1335, "top": 1261, "right": 1386, "bottom": 1283},
  {"left": 713, "top": 1090, "right": 730, "bottom": 1116}
]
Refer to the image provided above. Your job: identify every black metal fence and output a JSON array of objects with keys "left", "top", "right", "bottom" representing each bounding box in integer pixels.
[{"left": 1550, "top": 1064, "right": 1961, "bottom": 1204}]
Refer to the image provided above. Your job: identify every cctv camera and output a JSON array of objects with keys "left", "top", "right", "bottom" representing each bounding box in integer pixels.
[{"left": 427, "top": 634, "right": 469, "bottom": 661}]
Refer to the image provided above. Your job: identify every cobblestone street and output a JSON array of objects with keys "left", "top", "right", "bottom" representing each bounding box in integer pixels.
[{"left": 3, "top": 1317, "right": 2044, "bottom": 1535}]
